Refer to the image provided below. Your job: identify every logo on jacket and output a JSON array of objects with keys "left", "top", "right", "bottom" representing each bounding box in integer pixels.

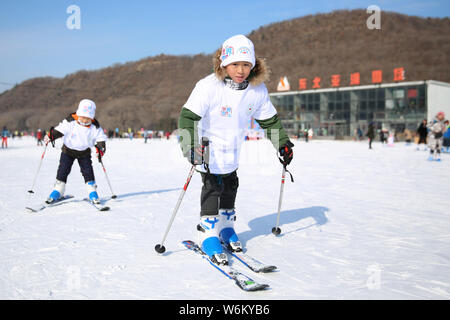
[{"left": 221, "top": 106, "right": 232, "bottom": 117}]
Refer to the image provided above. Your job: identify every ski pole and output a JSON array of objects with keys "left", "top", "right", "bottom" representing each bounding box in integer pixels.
[
  {"left": 28, "top": 141, "right": 49, "bottom": 195},
  {"left": 272, "top": 158, "right": 294, "bottom": 236},
  {"left": 155, "top": 164, "right": 196, "bottom": 254},
  {"left": 96, "top": 149, "right": 117, "bottom": 199},
  {"left": 155, "top": 137, "right": 209, "bottom": 254},
  {"left": 272, "top": 166, "right": 286, "bottom": 236}
]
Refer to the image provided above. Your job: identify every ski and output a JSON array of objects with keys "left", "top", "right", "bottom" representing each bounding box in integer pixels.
[
  {"left": 83, "top": 198, "right": 110, "bottom": 211},
  {"left": 25, "top": 195, "right": 75, "bottom": 212},
  {"left": 222, "top": 244, "right": 277, "bottom": 273},
  {"left": 182, "top": 240, "right": 269, "bottom": 292}
]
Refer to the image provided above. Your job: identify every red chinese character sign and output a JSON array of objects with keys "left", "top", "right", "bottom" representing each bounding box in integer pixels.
[
  {"left": 350, "top": 72, "right": 360, "bottom": 86},
  {"left": 372, "top": 70, "right": 382, "bottom": 84},
  {"left": 312, "top": 77, "right": 321, "bottom": 89},
  {"left": 331, "top": 75, "right": 341, "bottom": 87},
  {"left": 295, "top": 68, "right": 404, "bottom": 90},
  {"left": 393, "top": 67, "right": 405, "bottom": 81},
  {"left": 299, "top": 78, "right": 307, "bottom": 90}
]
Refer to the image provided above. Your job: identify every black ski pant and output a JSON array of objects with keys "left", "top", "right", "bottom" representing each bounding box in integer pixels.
[
  {"left": 56, "top": 152, "right": 95, "bottom": 183},
  {"left": 200, "top": 170, "right": 238, "bottom": 216},
  {"left": 418, "top": 135, "right": 427, "bottom": 144}
]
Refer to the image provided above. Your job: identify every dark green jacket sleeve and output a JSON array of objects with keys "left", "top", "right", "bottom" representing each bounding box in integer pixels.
[
  {"left": 255, "top": 114, "right": 291, "bottom": 150},
  {"left": 178, "top": 107, "right": 202, "bottom": 154}
]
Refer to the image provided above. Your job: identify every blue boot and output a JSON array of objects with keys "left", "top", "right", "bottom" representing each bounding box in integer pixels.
[
  {"left": 219, "top": 209, "right": 242, "bottom": 252},
  {"left": 197, "top": 215, "right": 228, "bottom": 265},
  {"left": 86, "top": 181, "right": 100, "bottom": 204},
  {"left": 46, "top": 180, "right": 65, "bottom": 204}
]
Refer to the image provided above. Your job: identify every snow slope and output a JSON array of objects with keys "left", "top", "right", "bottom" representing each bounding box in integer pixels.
[{"left": 0, "top": 137, "right": 449, "bottom": 299}]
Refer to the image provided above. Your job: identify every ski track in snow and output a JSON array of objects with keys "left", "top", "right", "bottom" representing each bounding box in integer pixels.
[{"left": 0, "top": 137, "right": 449, "bottom": 299}]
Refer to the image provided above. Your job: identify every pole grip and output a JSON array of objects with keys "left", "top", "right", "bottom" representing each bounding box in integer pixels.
[{"left": 201, "top": 137, "right": 210, "bottom": 173}]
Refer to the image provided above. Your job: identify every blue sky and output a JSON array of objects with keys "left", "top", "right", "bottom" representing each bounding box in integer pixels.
[{"left": 0, "top": 0, "right": 449, "bottom": 92}]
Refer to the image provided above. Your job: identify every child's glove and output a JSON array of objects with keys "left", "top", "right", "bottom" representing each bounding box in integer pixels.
[
  {"left": 279, "top": 141, "right": 294, "bottom": 166},
  {"left": 45, "top": 127, "right": 63, "bottom": 147},
  {"left": 95, "top": 142, "right": 106, "bottom": 161}
]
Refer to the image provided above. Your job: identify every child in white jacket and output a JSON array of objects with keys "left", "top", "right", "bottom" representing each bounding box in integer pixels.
[
  {"left": 178, "top": 35, "right": 293, "bottom": 265},
  {"left": 45, "top": 99, "right": 107, "bottom": 203}
]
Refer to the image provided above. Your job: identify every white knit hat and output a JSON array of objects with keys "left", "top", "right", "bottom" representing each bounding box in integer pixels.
[
  {"left": 76, "top": 99, "right": 96, "bottom": 119},
  {"left": 220, "top": 34, "right": 256, "bottom": 69}
]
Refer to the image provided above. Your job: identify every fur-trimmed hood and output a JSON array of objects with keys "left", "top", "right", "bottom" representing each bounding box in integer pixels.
[{"left": 212, "top": 48, "right": 270, "bottom": 87}]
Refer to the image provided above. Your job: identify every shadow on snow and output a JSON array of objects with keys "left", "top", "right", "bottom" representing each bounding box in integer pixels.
[
  {"left": 113, "top": 188, "right": 181, "bottom": 200},
  {"left": 239, "top": 206, "right": 330, "bottom": 246}
]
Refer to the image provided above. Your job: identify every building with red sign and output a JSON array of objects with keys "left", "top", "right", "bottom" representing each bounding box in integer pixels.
[{"left": 270, "top": 80, "right": 450, "bottom": 139}]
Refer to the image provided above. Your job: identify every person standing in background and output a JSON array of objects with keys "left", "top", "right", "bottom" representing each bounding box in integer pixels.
[
  {"left": 442, "top": 120, "right": 450, "bottom": 153},
  {"left": 367, "top": 122, "right": 375, "bottom": 149},
  {"left": 1, "top": 126, "right": 9, "bottom": 148},
  {"left": 427, "top": 112, "right": 446, "bottom": 161},
  {"left": 36, "top": 129, "right": 43, "bottom": 146},
  {"left": 416, "top": 119, "right": 428, "bottom": 151}
]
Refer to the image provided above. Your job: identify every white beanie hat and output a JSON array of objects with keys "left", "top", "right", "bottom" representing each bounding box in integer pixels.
[
  {"left": 76, "top": 99, "right": 96, "bottom": 119},
  {"left": 220, "top": 34, "right": 256, "bottom": 69}
]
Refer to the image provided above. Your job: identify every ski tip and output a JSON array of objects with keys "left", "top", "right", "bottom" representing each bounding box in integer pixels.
[
  {"left": 111, "top": 195, "right": 118, "bottom": 199},
  {"left": 259, "top": 266, "right": 278, "bottom": 273},
  {"left": 251, "top": 284, "right": 270, "bottom": 291},
  {"left": 100, "top": 206, "right": 110, "bottom": 211},
  {"left": 181, "top": 240, "right": 196, "bottom": 249},
  {"left": 25, "top": 207, "right": 36, "bottom": 213}
]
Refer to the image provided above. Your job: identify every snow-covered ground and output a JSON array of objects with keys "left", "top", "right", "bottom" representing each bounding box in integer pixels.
[{"left": 0, "top": 136, "right": 449, "bottom": 299}]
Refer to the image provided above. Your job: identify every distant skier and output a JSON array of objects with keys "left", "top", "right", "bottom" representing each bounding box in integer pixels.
[
  {"left": 36, "top": 129, "right": 43, "bottom": 146},
  {"left": 143, "top": 130, "right": 149, "bottom": 143},
  {"left": 442, "top": 120, "right": 450, "bottom": 153},
  {"left": 427, "top": 111, "right": 446, "bottom": 161},
  {"left": 1, "top": 126, "right": 9, "bottom": 148},
  {"left": 367, "top": 122, "right": 375, "bottom": 149},
  {"left": 379, "top": 129, "right": 387, "bottom": 144},
  {"left": 297, "top": 127, "right": 302, "bottom": 141},
  {"left": 178, "top": 34, "right": 293, "bottom": 265},
  {"left": 416, "top": 119, "right": 428, "bottom": 151},
  {"left": 308, "top": 128, "right": 313, "bottom": 141},
  {"left": 43, "top": 99, "right": 107, "bottom": 204},
  {"left": 357, "top": 127, "right": 363, "bottom": 141}
]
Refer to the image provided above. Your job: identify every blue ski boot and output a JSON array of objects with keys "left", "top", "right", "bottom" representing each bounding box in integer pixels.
[
  {"left": 219, "top": 209, "right": 243, "bottom": 253},
  {"left": 197, "top": 215, "right": 228, "bottom": 265},
  {"left": 86, "top": 181, "right": 100, "bottom": 204},
  {"left": 46, "top": 180, "right": 65, "bottom": 204}
]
